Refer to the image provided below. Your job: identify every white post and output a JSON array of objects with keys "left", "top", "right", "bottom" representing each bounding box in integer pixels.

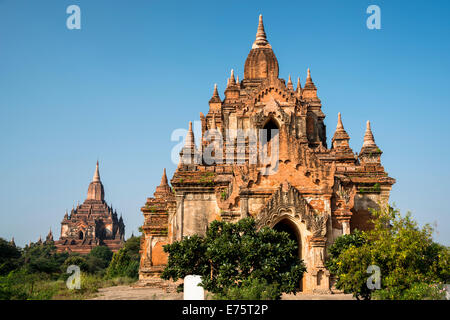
[{"left": 184, "top": 275, "right": 204, "bottom": 300}]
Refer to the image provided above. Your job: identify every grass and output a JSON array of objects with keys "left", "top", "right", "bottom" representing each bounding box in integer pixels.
[{"left": 0, "top": 271, "right": 137, "bottom": 300}]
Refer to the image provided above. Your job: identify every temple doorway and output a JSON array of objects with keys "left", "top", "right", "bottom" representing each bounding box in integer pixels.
[{"left": 273, "top": 218, "right": 302, "bottom": 291}]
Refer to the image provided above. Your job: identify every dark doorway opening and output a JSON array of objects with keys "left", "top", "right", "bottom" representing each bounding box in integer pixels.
[
  {"left": 273, "top": 218, "right": 302, "bottom": 291},
  {"left": 263, "top": 118, "right": 279, "bottom": 143}
]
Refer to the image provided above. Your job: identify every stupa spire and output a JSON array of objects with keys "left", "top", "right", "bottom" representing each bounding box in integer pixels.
[
  {"left": 359, "top": 120, "right": 382, "bottom": 164},
  {"left": 209, "top": 83, "right": 221, "bottom": 103},
  {"left": 302, "top": 68, "right": 317, "bottom": 95},
  {"left": 92, "top": 161, "right": 101, "bottom": 182},
  {"left": 181, "top": 122, "right": 197, "bottom": 155},
  {"left": 362, "top": 121, "right": 377, "bottom": 148},
  {"left": 287, "top": 74, "right": 293, "bottom": 90},
  {"left": 87, "top": 161, "right": 105, "bottom": 201},
  {"left": 230, "top": 69, "right": 235, "bottom": 85},
  {"left": 337, "top": 112, "right": 344, "bottom": 130},
  {"left": 332, "top": 113, "right": 351, "bottom": 151},
  {"left": 252, "top": 14, "right": 271, "bottom": 48},
  {"left": 306, "top": 68, "right": 312, "bottom": 83},
  {"left": 297, "top": 77, "right": 302, "bottom": 93},
  {"left": 160, "top": 168, "right": 168, "bottom": 186}
]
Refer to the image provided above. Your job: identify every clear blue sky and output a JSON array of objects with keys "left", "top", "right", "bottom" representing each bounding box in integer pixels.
[{"left": 1, "top": 0, "right": 449, "bottom": 246}]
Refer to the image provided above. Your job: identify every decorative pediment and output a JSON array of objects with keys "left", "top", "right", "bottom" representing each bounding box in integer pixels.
[
  {"left": 255, "top": 182, "right": 328, "bottom": 237},
  {"left": 252, "top": 97, "right": 291, "bottom": 128}
]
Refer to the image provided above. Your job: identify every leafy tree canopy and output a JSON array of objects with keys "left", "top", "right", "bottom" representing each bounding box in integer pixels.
[
  {"left": 161, "top": 218, "right": 306, "bottom": 299},
  {"left": 328, "top": 205, "right": 449, "bottom": 300},
  {"left": 0, "top": 238, "right": 22, "bottom": 275},
  {"left": 22, "top": 242, "right": 68, "bottom": 275}
]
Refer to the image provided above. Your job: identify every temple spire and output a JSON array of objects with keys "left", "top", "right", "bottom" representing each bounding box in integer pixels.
[
  {"left": 287, "top": 74, "right": 293, "bottom": 90},
  {"left": 252, "top": 14, "right": 271, "bottom": 48},
  {"left": 92, "top": 161, "right": 101, "bottom": 182},
  {"left": 332, "top": 113, "right": 351, "bottom": 151},
  {"left": 209, "top": 83, "right": 221, "bottom": 103},
  {"left": 154, "top": 168, "right": 172, "bottom": 197},
  {"left": 302, "top": 68, "right": 318, "bottom": 96},
  {"left": 359, "top": 120, "right": 382, "bottom": 164},
  {"left": 160, "top": 168, "right": 168, "bottom": 186},
  {"left": 306, "top": 68, "right": 312, "bottom": 84},
  {"left": 185, "top": 121, "right": 195, "bottom": 149},
  {"left": 337, "top": 112, "right": 344, "bottom": 130},
  {"left": 362, "top": 121, "right": 377, "bottom": 148},
  {"left": 297, "top": 77, "right": 302, "bottom": 93},
  {"left": 230, "top": 69, "right": 235, "bottom": 85},
  {"left": 87, "top": 161, "right": 105, "bottom": 201}
]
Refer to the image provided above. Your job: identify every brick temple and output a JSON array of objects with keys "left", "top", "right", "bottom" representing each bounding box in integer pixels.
[
  {"left": 55, "top": 162, "right": 125, "bottom": 254},
  {"left": 139, "top": 15, "right": 395, "bottom": 293}
]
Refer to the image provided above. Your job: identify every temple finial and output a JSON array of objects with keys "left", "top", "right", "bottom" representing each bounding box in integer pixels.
[
  {"left": 253, "top": 14, "right": 270, "bottom": 48},
  {"left": 287, "top": 74, "right": 293, "bottom": 90},
  {"left": 306, "top": 68, "right": 312, "bottom": 82},
  {"left": 209, "top": 83, "right": 221, "bottom": 104},
  {"left": 184, "top": 121, "right": 196, "bottom": 149},
  {"left": 160, "top": 168, "right": 168, "bottom": 186},
  {"left": 337, "top": 112, "right": 344, "bottom": 130},
  {"left": 362, "top": 120, "right": 376, "bottom": 147},
  {"left": 331, "top": 112, "right": 351, "bottom": 150},
  {"left": 92, "top": 161, "right": 100, "bottom": 182}
]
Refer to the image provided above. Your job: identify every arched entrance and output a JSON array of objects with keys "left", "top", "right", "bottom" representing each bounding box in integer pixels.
[
  {"left": 273, "top": 218, "right": 303, "bottom": 291},
  {"left": 263, "top": 118, "right": 279, "bottom": 143}
]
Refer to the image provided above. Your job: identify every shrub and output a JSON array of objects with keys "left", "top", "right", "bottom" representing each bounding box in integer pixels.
[
  {"left": 373, "top": 282, "right": 447, "bottom": 300},
  {"left": 105, "top": 236, "right": 141, "bottom": 279},
  {"left": 215, "top": 277, "right": 280, "bottom": 300}
]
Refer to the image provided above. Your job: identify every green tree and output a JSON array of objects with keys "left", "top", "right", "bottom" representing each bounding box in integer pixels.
[
  {"left": 62, "top": 255, "right": 89, "bottom": 273},
  {"left": 105, "top": 236, "right": 141, "bottom": 279},
  {"left": 328, "top": 204, "right": 450, "bottom": 300},
  {"left": 88, "top": 246, "right": 113, "bottom": 265},
  {"left": 161, "top": 218, "right": 306, "bottom": 299},
  {"left": 0, "top": 238, "right": 21, "bottom": 275},
  {"left": 85, "top": 246, "right": 113, "bottom": 274},
  {"left": 22, "top": 242, "right": 68, "bottom": 275}
]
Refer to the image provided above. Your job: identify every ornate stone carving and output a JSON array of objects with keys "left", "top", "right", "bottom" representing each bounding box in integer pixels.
[
  {"left": 304, "top": 213, "right": 328, "bottom": 237},
  {"left": 255, "top": 182, "right": 308, "bottom": 228},
  {"left": 252, "top": 97, "right": 291, "bottom": 128},
  {"left": 255, "top": 182, "right": 328, "bottom": 238}
]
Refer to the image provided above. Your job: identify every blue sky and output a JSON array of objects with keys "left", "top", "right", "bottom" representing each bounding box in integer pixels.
[{"left": 0, "top": 0, "right": 449, "bottom": 246}]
